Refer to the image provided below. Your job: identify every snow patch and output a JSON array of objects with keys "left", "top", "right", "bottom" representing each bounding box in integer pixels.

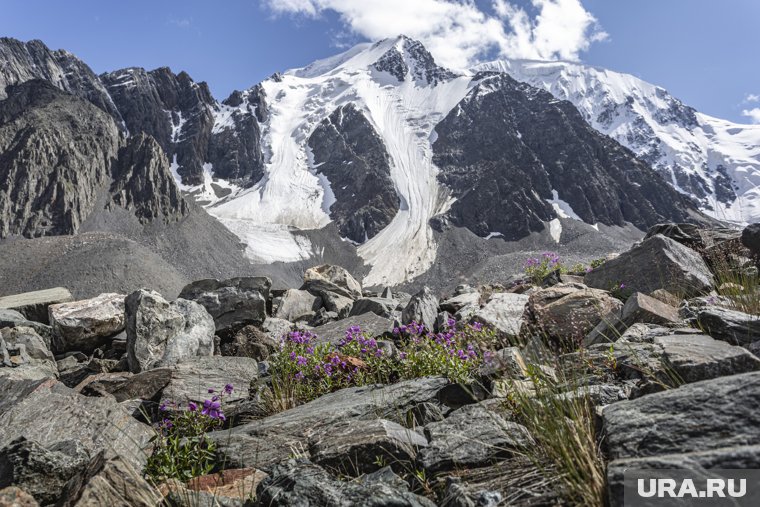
[
  {"left": 548, "top": 218, "right": 562, "bottom": 243},
  {"left": 546, "top": 189, "right": 582, "bottom": 221}
]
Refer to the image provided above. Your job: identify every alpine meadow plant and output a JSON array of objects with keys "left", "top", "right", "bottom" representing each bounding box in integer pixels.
[
  {"left": 144, "top": 383, "right": 234, "bottom": 483},
  {"left": 264, "top": 320, "right": 491, "bottom": 414},
  {"left": 524, "top": 251, "right": 564, "bottom": 284}
]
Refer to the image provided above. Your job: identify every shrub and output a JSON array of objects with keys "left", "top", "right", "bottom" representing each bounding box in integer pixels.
[{"left": 144, "top": 384, "right": 233, "bottom": 482}]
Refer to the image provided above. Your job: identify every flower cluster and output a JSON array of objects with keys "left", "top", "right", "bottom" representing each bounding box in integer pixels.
[
  {"left": 524, "top": 252, "right": 563, "bottom": 284},
  {"left": 146, "top": 384, "right": 234, "bottom": 482}
]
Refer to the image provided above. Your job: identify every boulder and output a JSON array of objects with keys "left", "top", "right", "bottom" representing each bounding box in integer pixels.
[
  {"left": 440, "top": 292, "right": 480, "bottom": 314},
  {"left": 603, "top": 371, "right": 760, "bottom": 505},
  {"left": 0, "top": 437, "right": 91, "bottom": 506},
  {"left": 526, "top": 284, "right": 622, "bottom": 342},
  {"left": 740, "top": 223, "right": 760, "bottom": 256},
  {"left": 401, "top": 287, "right": 439, "bottom": 330},
  {"left": 178, "top": 277, "right": 270, "bottom": 335},
  {"left": 159, "top": 356, "right": 257, "bottom": 406},
  {"left": 697, "top": 306, "right": 760, "bottom": 346},
  {"left": 274, "top": 289, "right": 322, "bottom": 322},
  {"left": 584, "top": 293, "right": 682, "bottom": 347},
  {"left": 309, "top": 419, "right": 427, "bottom": 475},
  {"left": 0, "top": 378, "right": 151, "bottom": 472},
  {"left": 0, "top": 328, "right": 57, "bottom": 381},
  {"left": 0, "top": 310, "right": 51, "bottom": 344},
  {"left": 79, "top": 368, "right": 170, "bottom": 402},
  {"left": 585, "top": 235, "right": 713, "bottom": 297},
  {"left": 302, "top": 264, "right": 362, "bottom": 300},
  {"left": 260, "top": 317, "right": 293, "bottom": 342},
  {"left": 311, "top": 314, "right": 394, "bottom": 346},
  {"left": 219, "top": 325, "right": 278, "bottom": 361},
  {"left": 654, "top": 334, "right": 760, "bottom": 383},
  {"left": 212, "top": 377, "right": 449, "bottom": 469},
  {"left": 0, "top": 288, "right": 73, "bottom": 325},
  {"left": 48, "top": 293, "right": 125, "bottom": 354},
  {"left": 621, "top": 292, "right": 680, "bottom": 326},
  {"left": 419, "top": 404, "right": 530, "bottom": 474},
  {"left": 125, "top": 290, "right": 215, "bottom": 373},
  {"left": 167, "top": 468, "right": 267, "bottom": 506},
  {"left": 255, "top": 459, "right": 435, "bottom": 507},
  {"left": 319, "top": 291, "right": 354, "bottom": 319},
  {"left": 71, "top": 456, "right": 161, "bottom": 507},
  {"left": 349, "top": 297, "right": 396, "bottom": 318},
  {"left": 471, "top": 293, "right": 529, "bottom": 339}
]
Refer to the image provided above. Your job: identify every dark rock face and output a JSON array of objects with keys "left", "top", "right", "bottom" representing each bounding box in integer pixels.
[
  {"left": 308, "top": 103, "right": 399, "bottom": 243},
  {"left": 109, "top": 132, "right": 189, "bottom": 223},
  {"left": 742, "top": 223, "right": 760, "bottom": 257},
  {"left": 372, "top": 36, "right": 456, "bottom": 85},
  {"left": 208, "top": 89, "right": 265, "bottom": 186},
  {"left": 0, "top": 80, "right": 121, "bottom": 239},
  {"left": 101, "top": 66, "right": 265, "bottom": 187},
  {"left": 100, "top": 67, "right": 212, "bottom": 185},
  {"left": 0, "top": 38, "right": 123, "bottom": 125},
  {"left": 432, "top": 72, "right": 701, "bottom": 240},
  {"left": 256, "top": 459, "right": 436, "bottom": 507}
]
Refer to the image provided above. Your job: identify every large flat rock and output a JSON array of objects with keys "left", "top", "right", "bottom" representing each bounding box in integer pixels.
[{"left": 0, "top": 288, "right": 72, "bottom": 324}]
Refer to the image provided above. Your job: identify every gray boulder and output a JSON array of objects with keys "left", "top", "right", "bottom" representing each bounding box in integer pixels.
[
  {"left": 584, "top": 292, "right": 680, "bottom": 346},
  {"left": 0, "top": 310, "right": 52, "bottom": 344},
  {"left": 309, "top": 419, "right": 427, "bottom": 476},
  {"left": 256, "top": 459, "right": 435, "bottom": 507},
  {"left": 320, "top": 291, "right": 354, "bottom": 319},
  {"left": 71, "top": 456, "right": 161, "bottom": 506},
  {"left": 312, "top": 314, "right": 394, "bottom": 346},
  {"left": 159, "top": 356, "right": 257, "bottom": 406},
  {"left": 219, "top": 325, "right": 278, "bottom": 361},
  {"left": 401, "top": 287, "right": 439, "bottom": 330},
  {"left": 125, "top": 290, "right": 215, "bottom": 373},
  {"left": 178, "top": 277, "right": 270, "bottom": 335},
  {"left": 741, "top": 223, "right": 760, "bottom": 256},
  {"left": 0, "top": 327, "right": 57, "bottom": 381},
  {"left": 212, "top": 377, "right": 448, "bottom": 469},
  {"left": 440, "top": 291, "right": 480, "bottom": 314},
  {"left": 471, "top": 293, "right": 528, "bottom": 339},
  {"left": 0, "top": 437, "right": 90, "bottom": 506},
  {"left": 655, "top": 334, "right": 760, "bottom": 383},
  {"left": 419, "top": 404, "right": 530, "bottom": 474},
  {"left": 349, "top": 297, "right": 396, "bottom": 318},
  {"left": 260, "top": 317, "right": 293, "bottom": 343},
  {"left": 603, "top": 371, "right": 760, "bottom": 505},
  {"left": 0, "top": 288, "right": 73, "bottom": 325},
  {"left": 302, "top": 264, "right": 363, "bottom": 300},
  {"left": 48, "top": 293, "right": 125, "bottom": 353},
  {"left": 274, "top": 289, "right": 322, "bottom": 322},
  {"left": 0, "top": 378, "right": 152, "bottom": 472},
  {"left": 697, "top": 306, "right": 760, "bottom": 346},
  {"left": 525, "top": 284, "right": 622, "bottom": 342},
  {"left": 585, "top": 234, "right": 713, "bottom": 297}
]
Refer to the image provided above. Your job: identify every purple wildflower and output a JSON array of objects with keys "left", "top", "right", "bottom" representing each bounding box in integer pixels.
[
  {"left": 224, "top": 383, "right": 234, "bottom": 394},
  {"left": 188, "top": 401, "right": 197, "bottom": 412}
]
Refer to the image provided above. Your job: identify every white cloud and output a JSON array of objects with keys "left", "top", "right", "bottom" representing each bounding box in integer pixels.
[
  {"left": 264, "top": 0, "right": 607, "bottom": 68},
  {"left": 742, "top": 108, "right": 760, "bottom": 124},
  {"left": 745, "top": 93, "right": 760, "bottom": 103}
]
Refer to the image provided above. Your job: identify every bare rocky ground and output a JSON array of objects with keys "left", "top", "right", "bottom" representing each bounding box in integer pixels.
[{"left": 0, "top": 222, "right": 759, "bottom": 506}]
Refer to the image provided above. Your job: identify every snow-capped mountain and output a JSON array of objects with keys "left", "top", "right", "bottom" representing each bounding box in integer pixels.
[
  {"left": 475, "top": 59, "right": 760, "bottom": 224},
  {"left": 0, "top": 35, "right": 740, "bottom": 289}
]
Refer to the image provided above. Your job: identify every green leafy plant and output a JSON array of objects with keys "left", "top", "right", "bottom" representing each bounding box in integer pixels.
[
  {"left": 144, "top": 384, "right": 233, "bottom": 482},
  {"left": 263, "top": 320, "right": 489, "bottom": 414}
]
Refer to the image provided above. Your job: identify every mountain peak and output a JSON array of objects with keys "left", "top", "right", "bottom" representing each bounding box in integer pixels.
[{"left": 371, "top": 35, "right": 457, "bottom": 84}]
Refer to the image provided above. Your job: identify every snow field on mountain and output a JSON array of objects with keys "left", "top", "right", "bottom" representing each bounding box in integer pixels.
[
  {"left": 205, "top": 37, "right": 475, "bottom": 285},
  {"left": 476, "top": 59, "right": 760, "bottom": 224}
]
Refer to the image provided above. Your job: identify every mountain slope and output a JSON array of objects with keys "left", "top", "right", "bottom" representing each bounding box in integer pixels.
[
  {"left": 475, "top": 59, "right": 760, "bottom": 224},
  {"left": 433, "top": 72, "right": 700, "bottom": 240},
  {"left": 0, "top": 38, "right": 123, "bottom": 124}
]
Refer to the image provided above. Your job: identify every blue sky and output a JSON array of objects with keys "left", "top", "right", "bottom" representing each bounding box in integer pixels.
[{"left": 1, "top": 0, "right": 758, "bottom": 123}]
